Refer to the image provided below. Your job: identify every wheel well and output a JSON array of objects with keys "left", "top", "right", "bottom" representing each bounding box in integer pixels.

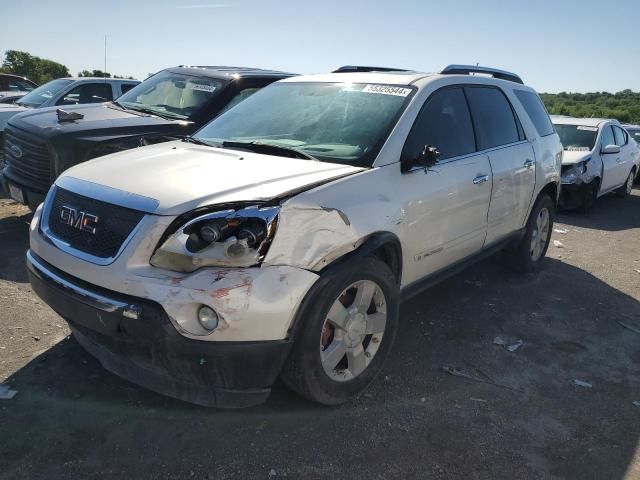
[
  {"left": 539, "top": 182, "right": 559, "bottom": 206},
  {"left": 324, "top": 232, "right": 403, "bottom": 285}
]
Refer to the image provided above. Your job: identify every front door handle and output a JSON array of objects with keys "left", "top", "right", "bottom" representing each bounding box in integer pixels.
[
  {"left": 524, "top": 158, "right": 534, "bottom": 168},
  {"left": 616, "top": 157, "right": 622, "bottom": 163},
  {"left": 473, "top": 174, "right": 489, "bottom": 185}
]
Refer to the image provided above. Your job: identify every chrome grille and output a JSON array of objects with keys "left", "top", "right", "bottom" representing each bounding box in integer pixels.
[
  {"left": 45, "top": 187, "right": 145, "bottom": 260},
  {"left": 3, "top": 126, "right": 52, "bottom": 191}
]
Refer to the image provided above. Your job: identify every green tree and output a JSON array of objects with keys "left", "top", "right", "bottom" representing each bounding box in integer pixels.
[{"left": 1, "top": 50, "right": 70, "bottom": 84}]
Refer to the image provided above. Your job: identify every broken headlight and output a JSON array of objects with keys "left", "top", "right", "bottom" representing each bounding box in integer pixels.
[
  {"left": 561, "top": 158, "right": 590, "bottom": 184},
  {"left": 150, "top": 206, "right": 279, "bottom": 272}
]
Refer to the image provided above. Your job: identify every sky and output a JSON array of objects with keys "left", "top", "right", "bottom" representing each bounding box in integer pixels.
[{"left": 2, "top": 0, "right": 639, "bottom": 93}]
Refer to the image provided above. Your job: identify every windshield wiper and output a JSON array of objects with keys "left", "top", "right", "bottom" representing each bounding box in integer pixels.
[
  {"left": 124, "top": 104, "right": 182, "bottom": 121},
  {"left": 221, "top": 141, "right": 317, "bottom": 161},
  {"left": 184, "top": 136, "right": 219, "bottom": 147},
  {"left": 111, "top": 100, "right": 128, "bottom": 110}
]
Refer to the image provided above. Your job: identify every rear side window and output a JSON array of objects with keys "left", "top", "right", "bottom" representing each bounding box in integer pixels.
[
  {"left": 465, "top": 86, "right": 520, "bottom": 150},
  {"left": 613, "top": 126, "right": 627, "bottom": 146},
  {"left": 514, "top": 90, "right": 554, "bottom": 137},
  {"left": 120, "top": 83, "right": 137, "bottom": 94},
  {"left": 403, "top": 87, "right": 475, "bottom": 161}
]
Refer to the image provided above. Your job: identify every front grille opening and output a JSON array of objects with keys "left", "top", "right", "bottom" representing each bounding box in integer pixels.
[
  {"left": 3, "top": 126, "right": 52, "bottom": 192},
  {"left": 46, "top": 188, "right": 145, "bottom": 259}
]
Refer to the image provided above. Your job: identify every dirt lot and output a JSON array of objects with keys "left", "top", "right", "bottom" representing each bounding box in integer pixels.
[{"left": 1, "top": 188, "right": 639, "bottom": 480}]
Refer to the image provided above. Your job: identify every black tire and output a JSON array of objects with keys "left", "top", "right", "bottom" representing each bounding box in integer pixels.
[
  {"left": 505, "top": 194, "right": 555, "bottom": 273},
  {"left": 615, "top": 169, "right": 635, "bottom": 198},
  {"left": 281, "top": 256, "right": 400, "bottom": 405},
  {"left": 578, "top": 180, "right": 599, "bottom": 213}
]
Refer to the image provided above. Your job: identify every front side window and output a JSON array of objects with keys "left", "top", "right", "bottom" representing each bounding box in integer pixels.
[
  {"left": 17, "top": 79, "right": 73, "bottom": 107},
  {"left": 403, "top": 87, "right": 475, "bottom": 162},
  {"left": 613, "top": 126, "right": 627, "bottom": 146},
  {"left": 554, "top": 124, "right": 598, "bottom": 151},
  {"left": 466, "top": 86, "right": 521, "bottom": 150},
  {"left": 514, "top": 89, "right": 554, "bottom": 137},
  {"left": 600, "top": 125, "right": 615, "bottom": 149},
  {"left": 118, "top": 71, "right": 226, "bottom": 120},
  {"left": 194, "top": 82, "right": 414, "bottom": 167},
  {"left": 57, "top": 83, "right": 113, "bottom": 105}
]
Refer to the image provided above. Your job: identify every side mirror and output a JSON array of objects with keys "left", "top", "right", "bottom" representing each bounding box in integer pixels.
[
  {"left": 602, "top": 144, "right": 620, "bottom": 155},
  {"left": 414, "top": 145, "right": 440, "bottom": 169}
]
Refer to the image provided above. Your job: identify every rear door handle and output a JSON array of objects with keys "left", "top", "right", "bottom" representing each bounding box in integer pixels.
[
  {"left": 473, "top": 174, "right": 489, "bottom": 185},
  {"left": 524, "top": 158, "right": 534, "bottom": 168}
]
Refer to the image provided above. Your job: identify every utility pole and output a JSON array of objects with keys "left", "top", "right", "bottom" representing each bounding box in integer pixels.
[{"left": 104, "top": 35, "right": 107, "bottom": 79}]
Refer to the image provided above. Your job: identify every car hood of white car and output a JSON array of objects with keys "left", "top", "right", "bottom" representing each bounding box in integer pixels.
[
  {"left": 0, "top": 103, "right": 28, "bottom": 131},
  {"left": 562, "top": 149, "right": 594, "bottom": 165},
  {"left": 58, "top": 140, "right": 366, "bottom": 215}
]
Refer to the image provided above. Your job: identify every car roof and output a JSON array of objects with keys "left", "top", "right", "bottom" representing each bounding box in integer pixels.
[
  {"left": 169, "top": 66, "right": 295, "bottom": 80},
  {"left": 621, "top": 123, "right": 640, "bottom": 129},
  {"left": 550, "top": 115, "right": 619, "bottom": 127},
  {"left": 58, "top": 77, "right": 140, "bottom": 82},
  {"left": 280, "top": 71, "right": 436, "bottom": 85}
]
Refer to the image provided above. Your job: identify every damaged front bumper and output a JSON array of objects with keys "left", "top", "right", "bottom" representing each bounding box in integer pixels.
[{"left": 26, "top": 250, "right": 294, "bottom": 408}]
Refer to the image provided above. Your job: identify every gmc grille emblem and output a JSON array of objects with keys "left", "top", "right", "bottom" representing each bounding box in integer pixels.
[{"left": 59, "top": 205, "right": 99, "bottom": 234}]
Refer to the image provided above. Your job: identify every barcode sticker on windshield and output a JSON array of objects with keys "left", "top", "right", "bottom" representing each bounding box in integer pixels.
[
  {"left": 577, "top": 126, "right": 598, "bottom": 131},
  {"left": 188, "top": 84, "right": 217, "bottom": 93},
  {"left": 362, "top": 85, "right": 412, "bottom": 97}
]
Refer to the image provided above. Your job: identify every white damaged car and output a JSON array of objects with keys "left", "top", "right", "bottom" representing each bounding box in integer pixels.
[
  {"left": 552, "top": 116, "right": 639, "bottom": 210},
  {"left": 27, "top": 65, "right": 562, "bottom": 407}
]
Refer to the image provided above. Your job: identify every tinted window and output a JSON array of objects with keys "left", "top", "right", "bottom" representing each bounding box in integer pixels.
[
  {"left": 402, "top": 87, "right": 475, "bottom": 161},
  {"left": 600, "top": 125, "right": 615, "bottom": 148},
  {"left": 218, "top": 88, "right": 260, "bottom": 115},
  {"left": 120, "top": 83, "right": 137, "bottom": 94},
  {"left": 57, "top": 83, "right": 113, "bottom": 105},
  {"left": 514, "top": 90, "right": 554, "bottom": 137},
  {"left": 466, "top": 86, "right": 520, "bottom": 150},
  {"left": 613, "top": 126, "right": 627, "bottom": 146},
  {"left": 626, "top": 127, "right": 640, "bottom": 143}
]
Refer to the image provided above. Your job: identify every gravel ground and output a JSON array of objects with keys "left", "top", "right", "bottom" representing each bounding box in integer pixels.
[{"left": 1, "top": 188, "right": 639, "bottom": 480}]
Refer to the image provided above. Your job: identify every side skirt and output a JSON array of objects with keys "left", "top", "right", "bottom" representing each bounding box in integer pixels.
[{"left": 400, "top": 229, "right": 524, "bottom": 302}]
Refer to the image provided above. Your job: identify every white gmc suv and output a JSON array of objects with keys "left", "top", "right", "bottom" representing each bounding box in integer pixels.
[{"left": 26, "top": 65, "right": 562, "bottom": 407}]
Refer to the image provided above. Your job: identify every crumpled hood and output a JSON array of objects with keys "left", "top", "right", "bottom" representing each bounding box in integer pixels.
[
  {"left": 8, "top": 103, "right": 188, "bottom": 140},
  {"left": 0, "top": 102, "right": 28, "bottom": 130},
  {"left": 58, "top": 141, "right": 365, "bottom": 215},
  {"left": 562, "top": 149, "right": 593, "bottom": 165}
]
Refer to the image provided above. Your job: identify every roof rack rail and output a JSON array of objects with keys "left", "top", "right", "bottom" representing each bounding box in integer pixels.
[
  {"left": 440, "top": 64, "right": 523, "bottom": 84},
  {"left": 332, "top": 65, "right": 409, "bottom": 73}
]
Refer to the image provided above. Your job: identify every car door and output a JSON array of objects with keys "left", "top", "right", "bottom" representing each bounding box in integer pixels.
[
  {"left": 400, "top": 86, "right": 492, "bottom": 284},
  {"left": 613, "top": 125, "right": 634, "bottom": 185},
  {"left": 599, "top": 125, "right": 619, "bottom": 192},
  {"left": 464, "top": 86, "right": 535, "bottom": 245}
]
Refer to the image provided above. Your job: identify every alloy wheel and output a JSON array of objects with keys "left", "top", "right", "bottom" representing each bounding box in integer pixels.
[
  {"left": 320, "top": 280, "right": 387, "bottom": 382},
  {"left": 530, "top": 207, "right": 550, "bottom": 262}
]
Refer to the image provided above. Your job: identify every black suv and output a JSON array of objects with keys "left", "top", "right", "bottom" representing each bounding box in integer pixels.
[{"left": 1, "top": 66, "right": 294, "bottom": 209}]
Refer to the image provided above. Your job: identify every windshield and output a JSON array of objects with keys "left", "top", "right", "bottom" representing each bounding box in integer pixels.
[
  {"left": 554, "top": 124, "right": 598, "bottom": 151},
  {"left": 117, "top": 70, "right": 225, "bottom": 120},
  {"left": 194, "top": 82, "right": 414, "bottom": 167},
  {"left": 17, "top": 79, "right": 73, "bottom": 107}
]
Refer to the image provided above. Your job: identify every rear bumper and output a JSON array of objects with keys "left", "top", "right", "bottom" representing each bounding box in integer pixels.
[{"left": 27, "top": 250, "right": 292, "bottom": 408}]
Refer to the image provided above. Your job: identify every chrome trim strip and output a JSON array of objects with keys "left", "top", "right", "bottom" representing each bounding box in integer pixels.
[
  {"left": 26, "top": 250, "right": 128, "bottom": 313},
  {"left": 40, "top": 185, "right": 147, "bottom": 266},
  {"left": 56, "top": 176, "right": 159, "bottom": 213}
]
